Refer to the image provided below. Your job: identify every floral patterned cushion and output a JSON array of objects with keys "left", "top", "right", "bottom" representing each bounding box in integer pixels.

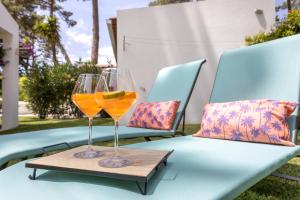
[
  {"left": 193, "top": 100, "right": 298, "bottom": 146},
  {"left": 127, "top": 101, "right": 180, "bottom": 130}
]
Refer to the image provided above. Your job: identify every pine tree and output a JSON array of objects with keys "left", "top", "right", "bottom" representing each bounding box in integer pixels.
[{"left": 3, "top": 0, "right": 76, "bottom": 66}]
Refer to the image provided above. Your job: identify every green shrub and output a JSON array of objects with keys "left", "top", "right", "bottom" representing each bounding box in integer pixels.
[
  {"left": 48, "top": 63, "right": 101, "bottom": 118},
  {"left": 19, "top": 76, "right": 28, "bottom": 101},
  {"left": 25, "top": 63, "right": 53, "bottom": 119},
  {"left": 48, "top": 64, "right": 75, "bottom": 118},
  {"left": 245, "top": 10, "right": 300, "bottom": 45},
  {"left": 25, "top": 62, "right": 101, "bottom": 119}
]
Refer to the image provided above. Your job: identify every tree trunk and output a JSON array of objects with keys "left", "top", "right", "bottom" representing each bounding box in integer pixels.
[
  {"left": 57, "top": 41, "right": 71, "bottom": 64},
  {"left": 287, "top": 0, "right": 292, "bottom": 11},
  {"left": 50, "top": 0, "right": 58, "bottom": 65},
  {"left": 51, "top": 43, "right": 58, "bottom": 65},
  {"left": 31, "top": 36, "right": 36, "bottom": 66},
  {"left": 91, "top": 0, "right": 99, "bottom": 64}
]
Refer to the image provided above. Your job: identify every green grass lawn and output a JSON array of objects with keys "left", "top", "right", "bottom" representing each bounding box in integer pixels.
[
  {"left": 0, "top": 116, "right": 114, "bottom": 135},
  {"left": 0, "top": 117, "right": 299, "bottom": 199}
]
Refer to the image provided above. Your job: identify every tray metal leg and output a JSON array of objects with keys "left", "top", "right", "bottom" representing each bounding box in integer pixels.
[
  {"left": 29, "top": 168, "right": 37, "bottom": 180},
  {"left": 136, "top": 150, "right": 173, "bottom": 195},
  {"left": 136, "top": 181, "right": 148, "bottom": 195}
]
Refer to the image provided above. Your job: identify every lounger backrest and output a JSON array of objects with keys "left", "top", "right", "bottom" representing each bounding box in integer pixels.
[
  {"left": 147, "top": 59, "right": 206, "bottom": 131},
  {"left": 210, "top": 34, "right": 300, "bottom": 143}
]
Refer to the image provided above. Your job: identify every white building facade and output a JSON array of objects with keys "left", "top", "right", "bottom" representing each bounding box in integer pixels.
[
  {"left": 117, "top": 0, "right": 275, "bottom": 124},
  {"left": 0, "top": 2, "right": 19, "bottom": 130}
]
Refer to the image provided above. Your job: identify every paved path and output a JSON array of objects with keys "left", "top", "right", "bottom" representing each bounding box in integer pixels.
[{"left": 18, "top": 101, "right": 35, "bottom": 116}]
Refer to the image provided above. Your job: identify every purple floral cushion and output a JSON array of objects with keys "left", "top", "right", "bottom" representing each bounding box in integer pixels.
[
  {"left": 127, "top": 101, "right": 180, "bottom": 130},
  {"left": 193, "top": 99, "right": 298, "bottom": 146}
]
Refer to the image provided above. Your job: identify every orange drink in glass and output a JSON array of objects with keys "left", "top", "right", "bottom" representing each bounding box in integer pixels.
[
  {"left": 71, "top": 74, "right": 103, "bottom": 159},
  {"left": 95, "top": 91, "right": 137, "bottom": 121},
  {"left": 72, "top": 93, "right": 101, "bottom": 119}
]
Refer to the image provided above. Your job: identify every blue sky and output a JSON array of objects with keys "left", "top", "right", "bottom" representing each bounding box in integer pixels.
[
  {"left": 59, "top": 0, "right": 150, "bottom": 64},
  {"left": 59, "top": 0, "right": 286, "bottom": 64}
]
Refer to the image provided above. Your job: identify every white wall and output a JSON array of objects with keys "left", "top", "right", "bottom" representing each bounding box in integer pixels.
[
  {"left": 117, "top": 0, "right": 275, "bottom": 124},
  {"left": 0, "top": 2, "right": 19, "bottom": 130}
]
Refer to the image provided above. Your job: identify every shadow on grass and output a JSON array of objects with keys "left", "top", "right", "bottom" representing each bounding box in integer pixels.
[
  {"left": 237, "top": 161, "right": 300, "bottom": 200},
  {"left": 238, "top": 176, "right": 300, "bottom": 200},
  {"left": 277, "top": 160, "right": 300, "bottom": 177}
]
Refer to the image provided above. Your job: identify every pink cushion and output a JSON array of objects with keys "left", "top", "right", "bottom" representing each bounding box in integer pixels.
[
  {"left": 193, "top": 100, "right": 298, "bottom": 146},
  {"left": 127, "top": 101, "right": 180, "bottom": 130}
]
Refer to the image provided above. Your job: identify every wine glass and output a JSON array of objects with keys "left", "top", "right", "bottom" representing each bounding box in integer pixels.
[
  {"left": 95, "top": 68, "right": 137, "bottom": 168},
  {"left": 71, "top": 74, "right": 104, "bottom": 159}
]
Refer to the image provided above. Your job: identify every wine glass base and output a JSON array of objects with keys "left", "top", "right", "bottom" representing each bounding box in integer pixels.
[
  {"left": 99, "top": 156, "right": 133, "bottom": 168},
  {"left": 74, "top": 149, "right": 104, "bottom": 159}
]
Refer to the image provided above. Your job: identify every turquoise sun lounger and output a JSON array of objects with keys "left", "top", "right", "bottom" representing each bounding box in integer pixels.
[
  {"left": 0, "top": 35, "right": 300, "bottom": 200},
  {"left": 0, "top": 59, "right": 206, "bottom": 170}
]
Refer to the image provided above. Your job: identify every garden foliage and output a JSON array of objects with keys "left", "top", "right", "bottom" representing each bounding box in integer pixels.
[
  {"left": 245, "top": 10, "right": 300, "bottom": 45},
  {"left": 149, "top": 0, "right": 190, "bottom": 6},
  {"left": 19, "top": 76, "right": 28, "bottom": 101},
  {"left": 24, "top": 62, "right": 101, "bottom": 119}
]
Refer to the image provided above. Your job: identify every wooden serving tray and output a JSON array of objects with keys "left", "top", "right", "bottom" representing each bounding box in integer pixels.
[{"left": 26, "top": 145, "right": 173, "bottom": 195}]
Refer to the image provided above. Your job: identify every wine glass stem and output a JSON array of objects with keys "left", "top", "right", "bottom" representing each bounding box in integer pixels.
[
  {"left": 114, "top": 120, "right": 119, "bottom": 156},
  {"left": 88, "top": 118, "right": 93, "bottom": 150}
]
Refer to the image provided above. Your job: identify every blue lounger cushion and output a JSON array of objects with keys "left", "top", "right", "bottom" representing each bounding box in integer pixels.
[
  {"left": 0, "top": 136, "right": 299, "bottom": 200},
  {"left": 0, "top": 126, "right": 174, "bottom": 167}
]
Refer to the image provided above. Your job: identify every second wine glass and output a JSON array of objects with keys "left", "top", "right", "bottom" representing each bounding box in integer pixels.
[{"left": 95, "top": 68, "right": 137, "bottom": 168}]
